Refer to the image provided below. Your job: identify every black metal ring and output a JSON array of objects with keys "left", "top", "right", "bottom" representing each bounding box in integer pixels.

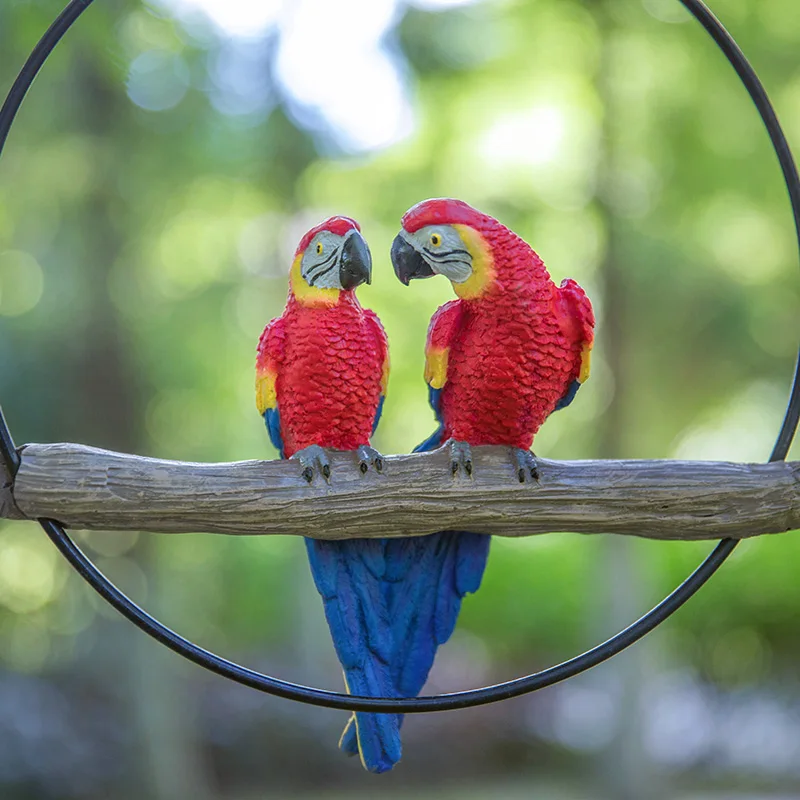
[{"left": 0, "top": 0, "right": 798, "bottom": 714}]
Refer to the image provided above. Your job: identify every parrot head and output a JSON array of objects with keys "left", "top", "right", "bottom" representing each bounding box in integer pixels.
[
  {"left": 391, "top": 198, "right": 546, "bottom": 299},
  {"left": 290, "top": 216, "right": 372, "bottom": 304},
  {"left": 390, "top": 198, "right": 496, "bottom": 299}
]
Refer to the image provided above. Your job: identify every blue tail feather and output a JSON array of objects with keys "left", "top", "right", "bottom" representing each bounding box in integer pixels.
[
  {"left": 340, "top": 715, "right": 359, "bottom": 757},
  {"left": 343, "top": 654, "right": 402, "bottom": 773},
  {"left": 305, "top": 537, "right": 402, "bottom": 772},
  {"left": 455, "top": 531, "right": 492, "bottom": 596},
  {"left": 340, "top": 529, "right": 491, "bottom": 758},
  {"left": 433, "top": 537, "right": 461, "bottom": 644},
  {"left": 390, "top": 531, "right": 490, "bottom": 696}
]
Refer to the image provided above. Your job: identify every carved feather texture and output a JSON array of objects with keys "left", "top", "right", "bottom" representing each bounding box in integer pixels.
[{"left": 414, "top": 206, "right": 596, "bottom": 449}]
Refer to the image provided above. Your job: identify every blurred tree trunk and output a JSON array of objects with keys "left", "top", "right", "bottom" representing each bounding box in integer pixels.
[
  {"left": 70, "top": 50, "right": 213, "bottom": 800},
  {"left": 591, "top": 3, "right": 662, "bottom": 799},
  {"left": 132, "top": 540, "right": 214, "bottom": 800}
]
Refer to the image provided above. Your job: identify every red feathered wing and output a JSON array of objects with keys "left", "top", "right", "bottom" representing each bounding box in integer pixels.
[{"left": 552, "top": 278, "right": 595, "bottom": 411}]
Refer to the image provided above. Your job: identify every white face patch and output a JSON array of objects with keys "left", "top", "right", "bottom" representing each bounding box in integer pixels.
[
  {"left": 403, "top": 225, "right": 473, "bottom": 283},
  {"left": 301, "top": 230, "right": 345, "bottom": 289}
]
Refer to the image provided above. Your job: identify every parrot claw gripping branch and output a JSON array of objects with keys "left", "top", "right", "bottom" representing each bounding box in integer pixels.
[{"left": 2, "top": 0, "right": 800, "bottom": 778}]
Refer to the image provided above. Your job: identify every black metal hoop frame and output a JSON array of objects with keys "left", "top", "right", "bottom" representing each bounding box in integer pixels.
[{"left": 0, "top": 0, "right": 799, "bottom": 715}]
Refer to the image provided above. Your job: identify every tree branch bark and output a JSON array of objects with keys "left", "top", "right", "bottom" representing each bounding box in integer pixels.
[{"left": 3, "top": 442, "right": 798, "bottom": 541}]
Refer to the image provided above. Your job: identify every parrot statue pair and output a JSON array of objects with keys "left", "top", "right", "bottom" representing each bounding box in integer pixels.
[{"left": 255, "top": 199, "right": 595, "bottom": 774}]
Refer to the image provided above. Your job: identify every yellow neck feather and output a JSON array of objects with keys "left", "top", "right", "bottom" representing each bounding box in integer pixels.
[
  {"left": 290, "top": 254, "right": 340, "bottom": 306},
  {"left": 451, "top": 224, "right": 495, "bottom": 299}
]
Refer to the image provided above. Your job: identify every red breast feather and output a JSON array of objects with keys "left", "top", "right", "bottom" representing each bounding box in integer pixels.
[{"left": 277, "top": 294, "right": 384, "bottom": 457}]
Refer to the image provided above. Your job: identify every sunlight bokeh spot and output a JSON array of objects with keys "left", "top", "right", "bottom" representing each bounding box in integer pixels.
[
  {"left": 479, "top": 106, "right": 566, "bottom": 168},
  {"left": 127, "top": 50, "right": 190, "bottom": 111},
  {"left": 0, "top": 531, "right": 59, "bottom": 615},
  {"left": 409, "top": 0, "right": 482, "bottom": 9},
  {"left": 161, "top": 0, "right": 282, "bottom": 38},
  {"left": 275, "top": 0, "right": 413, "bottom": 151},
  {"left": 0, "top": 251, "right": 44, "bottom": 317},
  {"left": 641, "top": 0, "right": 691, "bottom": 24},
  {"left": 159, "top": 0, "right": 414, "bottom": 151}
]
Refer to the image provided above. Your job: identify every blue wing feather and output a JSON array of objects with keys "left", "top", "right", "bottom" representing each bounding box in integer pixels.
[
  {"left": 554, "top": 378, "right": 581, "bottom": 412},
  {"left": 428, "top": 386, "right": 443, "bottom": 423},
  {"left": 413, "top": 386, "right": 445, "bottom": 452},
  {"left": 372, "top": 395, "right": 385, "bottom": 436},
  {"left": 263, "top": 408, "right": 285, "bottom": 458}
]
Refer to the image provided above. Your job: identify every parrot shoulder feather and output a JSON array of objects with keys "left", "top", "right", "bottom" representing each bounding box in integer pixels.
[
  {"left": 556, "top": 278, "right": 595, "bottom": 379},
  {"left": 553, "top": 279, "right": 595, "bottom": 412},
  {"left": 255, "top": 316, "right": 286, "bottom": 415},
  {"left": 256, "top": 316, "right": 287, "bottom": 455},
  {"left": 424, "top": 300, "right": 463, "bottom": 391}
]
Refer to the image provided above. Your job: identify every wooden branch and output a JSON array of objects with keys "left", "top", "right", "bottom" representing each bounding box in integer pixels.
[{"left": 3, "top": 442, "right": 798, "bottom": 541}]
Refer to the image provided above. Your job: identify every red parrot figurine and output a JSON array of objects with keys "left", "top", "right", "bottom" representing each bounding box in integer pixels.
[
  {"left": 255, "top": 216, "right": 397, "bottom": 773},
  {"left": 391, "top": 198, "right": 594, "bottom": 468},
  {"left": 380, "top": 196, "right": 595, "bottom": 727}
]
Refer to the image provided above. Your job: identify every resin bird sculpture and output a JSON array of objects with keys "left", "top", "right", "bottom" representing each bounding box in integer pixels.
[
  {"left": 255, "top": 216, "right": 397, "bottom": 773},
  {"left": 384, "top": 195, "right": 595, "bottom": 714},
  {"left": 255, "top": 203, "right": 594, "bottom": 775}
]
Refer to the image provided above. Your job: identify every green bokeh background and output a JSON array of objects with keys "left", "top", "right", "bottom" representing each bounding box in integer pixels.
[{"left": 1, "top": 0, "right": 799, "bottom": 797}]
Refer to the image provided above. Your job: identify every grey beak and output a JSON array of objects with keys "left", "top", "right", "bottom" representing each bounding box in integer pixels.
[
  {"left": 339, "top": 232, "right": 372, "bottom": 290},
  {"left": 391, "top": 234, "right": 435, "bottom": 285}
]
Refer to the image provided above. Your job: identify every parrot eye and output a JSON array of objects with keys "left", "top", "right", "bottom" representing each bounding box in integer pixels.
[
  {"left": 315, "top": 242, "right": 324, "bottom": 255},
  {"left": 430, "top": 233, "right": 442, "bottom": 247}
]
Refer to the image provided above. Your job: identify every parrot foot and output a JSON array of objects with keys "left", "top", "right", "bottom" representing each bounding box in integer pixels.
[
  {"left": 450, "top": 440, "right": 473, "bottom": 477},
  {"left": 357, "top": 445, "right": 384, "bottom": 474},
  {"left": 512, "top": 448, "right": 540, "bottom": 484},
  {"left": 291, "top": 445, "right": 331, "bottom": 484}
]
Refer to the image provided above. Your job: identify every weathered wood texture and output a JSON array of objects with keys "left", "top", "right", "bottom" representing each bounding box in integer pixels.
[{"left": 3, "top": 442, "right": 798, "bottom": 541}]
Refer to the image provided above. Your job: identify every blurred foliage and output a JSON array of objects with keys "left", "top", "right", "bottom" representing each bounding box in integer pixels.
[{"left": 1, "top": 0, "right": 800, "bottom": 797}]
